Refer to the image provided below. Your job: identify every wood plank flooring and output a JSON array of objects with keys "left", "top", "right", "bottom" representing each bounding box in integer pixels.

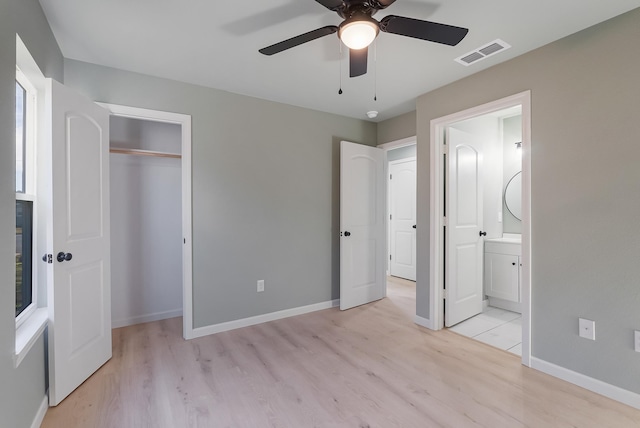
[{"left": 42, "top": 278, "right": 640, "bottom": 427}]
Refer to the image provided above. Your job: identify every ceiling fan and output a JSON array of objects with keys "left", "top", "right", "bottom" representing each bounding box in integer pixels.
[{"left": 259, "top": 0, "right": 469, "bottom": 78}]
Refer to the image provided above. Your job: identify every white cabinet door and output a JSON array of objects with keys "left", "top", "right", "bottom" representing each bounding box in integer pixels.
[
  {"left": 445, "top": 128, "right": 484, "bottom": 327},
  {"left": 484, "top": 253, "right": 519, "bottom": 302},
  {"left": 389, "top": 159, "right": 416, "bottom": 281},
  {"left": 45, "top": 79, "right": 112, "bottom": 406},
  {"left": 340, "top": 141, "right": 385, "bottom": 310}
]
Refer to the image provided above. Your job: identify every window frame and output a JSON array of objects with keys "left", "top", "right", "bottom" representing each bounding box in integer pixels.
[{"left": 15, "top": 66, "right": 38, "bottom": 328}]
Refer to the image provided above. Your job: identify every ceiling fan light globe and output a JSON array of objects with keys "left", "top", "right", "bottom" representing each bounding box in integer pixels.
[{"left": 339, "top": 19, "right": 379, "bottom": 50}]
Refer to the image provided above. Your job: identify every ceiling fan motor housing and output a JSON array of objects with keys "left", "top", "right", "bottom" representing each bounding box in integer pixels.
[{"left": 336, "top": 1, "right": 380, "bottom": 19}]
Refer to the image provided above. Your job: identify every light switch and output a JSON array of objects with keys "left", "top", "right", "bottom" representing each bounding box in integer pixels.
[{"left": 579, "top": 318, "right": 595, "bottom": 340}]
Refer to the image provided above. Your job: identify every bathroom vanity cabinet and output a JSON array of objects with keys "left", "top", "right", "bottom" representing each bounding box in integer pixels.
[{"left": 484, "top": 237, "right": 521, "bottom": 313}]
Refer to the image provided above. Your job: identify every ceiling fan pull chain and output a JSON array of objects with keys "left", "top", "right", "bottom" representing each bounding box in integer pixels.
[
  {"left": 338, "top": 39, "right": 343, "bottom": 95},
  {"left": 373, "top": 39, "right": 377, "bottom": 101}
]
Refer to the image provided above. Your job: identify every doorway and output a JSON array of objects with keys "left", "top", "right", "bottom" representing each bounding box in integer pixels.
[
  {"left": 379, "top": 137, "right": 417, "bottom": 310},
  {"left": 99, "top": 103, "right": 194, "bottom": 339},
  {"left": 429, "top": 91, "right": 532, "bottom": 366}
]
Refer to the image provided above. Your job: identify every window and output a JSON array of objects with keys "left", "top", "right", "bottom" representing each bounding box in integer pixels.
[
  {"left": 15, "top": 68, "right": 37, "bottom": 323},
  {"left": 15, "top": 200, "right": 33, "bottom": 317},
  {"left": 16, "top": 81, "right": 26, "bottom": 193}
]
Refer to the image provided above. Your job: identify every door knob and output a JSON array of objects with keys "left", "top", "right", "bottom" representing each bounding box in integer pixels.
[
  {"left": 479, "top": 231, "right": 487, "bottom": 237},
  {"left": 412, "top": 225, "right": 417, "bottom": 229},
  {"left": 344, "top": 231, "right": 351, "bottom": 237},
  {"left": 57, "top": 252, "right": 73, "bottom": 263}
]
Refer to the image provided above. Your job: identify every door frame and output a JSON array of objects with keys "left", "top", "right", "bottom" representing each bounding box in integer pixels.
[
  {"left": 429, "top": 91, "right": 532, "bottom": 366},
  {"left": 98, "top": 103, "right": 194, "bottom": 340},
  {"left": 378, "top": 136, "right": 417, "bottom": 297}
]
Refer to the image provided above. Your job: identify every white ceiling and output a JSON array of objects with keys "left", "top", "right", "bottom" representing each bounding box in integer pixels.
[{"left": 38, "top": 0, "right": 638, "bottom": 122}]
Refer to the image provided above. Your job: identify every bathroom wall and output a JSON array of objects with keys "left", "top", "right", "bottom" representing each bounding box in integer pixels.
[{"left": 502, "top": 115, "right": 522, "bottom": 234}]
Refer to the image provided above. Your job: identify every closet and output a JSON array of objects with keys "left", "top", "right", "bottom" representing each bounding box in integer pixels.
[{"left": 109, "top": 115, "right": 183, "bottom": 328}]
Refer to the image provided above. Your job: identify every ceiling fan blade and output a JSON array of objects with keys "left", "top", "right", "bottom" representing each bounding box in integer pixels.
[
  {"left": 380, "top": 15, "right": 469, "bottom": 46},
  {"left": 315, "top": 0, "right": 344, "bottom": 11},
  {"left": 259, "top": 26, "right": 339, "bottom": 55},
  {"left": 370, "top": 0, "right": 397, "bottom": 9},
  {"left": 350, "top": 47, "right": 368, "bottom": 78}
]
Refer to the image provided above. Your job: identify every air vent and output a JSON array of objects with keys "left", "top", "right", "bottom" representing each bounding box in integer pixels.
[{"left": 455, "top": 39, "right": 511, "bottom": 66}]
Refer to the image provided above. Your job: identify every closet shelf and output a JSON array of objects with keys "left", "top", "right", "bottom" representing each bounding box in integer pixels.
[{"left": 110, "top": 147, "right": 181, "bottom": 159}]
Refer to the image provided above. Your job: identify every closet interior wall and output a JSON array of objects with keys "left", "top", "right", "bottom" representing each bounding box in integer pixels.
[{"left": 110, "top": 116, "right": 183, "bottom": 328}]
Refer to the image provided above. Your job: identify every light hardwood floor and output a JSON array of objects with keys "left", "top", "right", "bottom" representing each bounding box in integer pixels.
[{"left": 42, "top": 277, "right": 640, "bottom": 427}]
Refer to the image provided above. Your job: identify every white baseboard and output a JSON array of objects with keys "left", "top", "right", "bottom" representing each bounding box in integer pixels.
[
  {"left": 189, "top": 299, "right": 340, "bottom": 339},
  {"left": 530, "top": 357, "right": 640, "bottom": 410},
  {"left": 31, "top": 394, "right": 48, "bottom": 428},
  {"left": 414, "top": 315, "right": 435, "bottom": 330},
  {"left": 112, "top": 308, "right": 183, "bottom": 329}
]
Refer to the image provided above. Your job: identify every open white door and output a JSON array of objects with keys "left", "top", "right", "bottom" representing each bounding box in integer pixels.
[
  {"left": 45, "top": 79, "right": 112, "bottom": 406},
  {"left": 445, "top": 127, "right": 484, "bottom": 327},
  {"left": 340, "top": 141, "right": 385, "bottom": 310},
  {"left": 389, "top": 158, "right": 417, "bottom": 281}
]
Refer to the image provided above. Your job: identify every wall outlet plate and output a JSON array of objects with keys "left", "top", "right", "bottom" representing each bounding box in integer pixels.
[
  {"left": 257, "top": 280, "right": 265, "bottom": 292},
  {"left": 579, "top": 318, "right": 595, "bottom": 340},
  {"left": 635, "top": 331, "right": 640, "bottom": 352}
]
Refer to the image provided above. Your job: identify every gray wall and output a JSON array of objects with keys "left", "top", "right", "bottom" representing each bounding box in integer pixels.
[
  {"left": 64, "top": 59, "right": 377, "bottom": 328},
  {"left": 415, "top": 8, "right": 640, "bottom": 393},
  {"left": 377, "top": 110, "right": 416, "bottom": 145},
  {"left": 0, "top": 0, "right": 63, "bottom": 426}
]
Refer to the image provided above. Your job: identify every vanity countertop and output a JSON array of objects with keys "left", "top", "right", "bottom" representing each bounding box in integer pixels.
[
  {"left": 486, "top": 234, "right": 521, "bottom": 244},
  {"left": 485, "top": 234, "right": 521, "bottom": 255}
]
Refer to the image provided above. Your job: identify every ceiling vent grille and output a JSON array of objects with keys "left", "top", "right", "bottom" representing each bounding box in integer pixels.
[{"left": 455, "top": 39, "right": 511, "bottom": 66}]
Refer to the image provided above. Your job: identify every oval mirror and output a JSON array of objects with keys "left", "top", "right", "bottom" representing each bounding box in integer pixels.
[{"left": 504, "top": 171, "right": 522, "bottom": 220}]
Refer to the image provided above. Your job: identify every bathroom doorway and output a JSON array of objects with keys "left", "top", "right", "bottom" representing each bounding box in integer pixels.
[{"left": 429, "top": 91, "right": 532, "bottom": 365}]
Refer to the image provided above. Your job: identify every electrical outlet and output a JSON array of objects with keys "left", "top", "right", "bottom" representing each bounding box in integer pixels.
[
  {"left": 635, "top": 331, "right": 640, "bottom": 352},
  {"left": 579, "top": 318, "right": 595, "bottom": 340},
  {"left": 257, "top": 280, "right": 265, "bottom": 293}
]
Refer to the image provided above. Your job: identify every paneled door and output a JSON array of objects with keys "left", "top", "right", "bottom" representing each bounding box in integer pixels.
[
  {"left": 45, "top": 79, "right": 112, "bottom": 406},
  {"left": 340, "top": 141, "right": 385, "bottom": 310},
  {"left": 389, "top": 158, "right": 417, "bottom": 281},
  {"left": 445, "top": 127, "right": 484, "bottom": 327}
]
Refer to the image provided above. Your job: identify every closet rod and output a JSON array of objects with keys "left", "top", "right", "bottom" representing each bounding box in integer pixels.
[{"left": 110, "top": 147, "right": 181, "bottom": 159}]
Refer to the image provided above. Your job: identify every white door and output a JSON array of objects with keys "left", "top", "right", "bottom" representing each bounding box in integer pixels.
[
  {"left": 45, "top": 79, "right": 112, "bottom": 406},
  {"left": 389, "top": 158, "right": 417, "bottom": 281},
  {"left": 445, "top": 127, "right": 484, "bottom": 327},
  {"left": 340, "top": 141, "right": 385, "bottom": 310}
]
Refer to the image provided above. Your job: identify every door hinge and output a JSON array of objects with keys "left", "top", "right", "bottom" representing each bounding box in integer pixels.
[
  {"left": 390, "top": 214, "right": 392, "bottom": 220},
  {"left": 442, "top": 216, "right": 448, "bottom": 227},
  {"left": 390, "top": 174, "right": 393, "bottom": 180},
  {"left": 442, "top": 144, "right": 449, "bottom": 155},
  {"left": 390, "top": 254, "right": 392, "bottom": 260},
  {"left": 443, "top": 289, "right": 447, "bottom": 299}
]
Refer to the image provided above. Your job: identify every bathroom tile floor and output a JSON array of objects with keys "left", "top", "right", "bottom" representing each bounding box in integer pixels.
[{"left": 448, "top": 307, "right": 522, "bottom": 356}]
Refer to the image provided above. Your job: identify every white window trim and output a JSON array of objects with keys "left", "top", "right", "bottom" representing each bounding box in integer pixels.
[
  {"left": 14, "top": 34, "right": 47, "bottom": 367},
  {"left": 15, "top": 68, "right": 38, "bottom": 330}
]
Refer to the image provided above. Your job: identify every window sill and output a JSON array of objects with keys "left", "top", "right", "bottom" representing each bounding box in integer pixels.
[{"left": 14, "top": 307, "right": 47, "bottom": 368}]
